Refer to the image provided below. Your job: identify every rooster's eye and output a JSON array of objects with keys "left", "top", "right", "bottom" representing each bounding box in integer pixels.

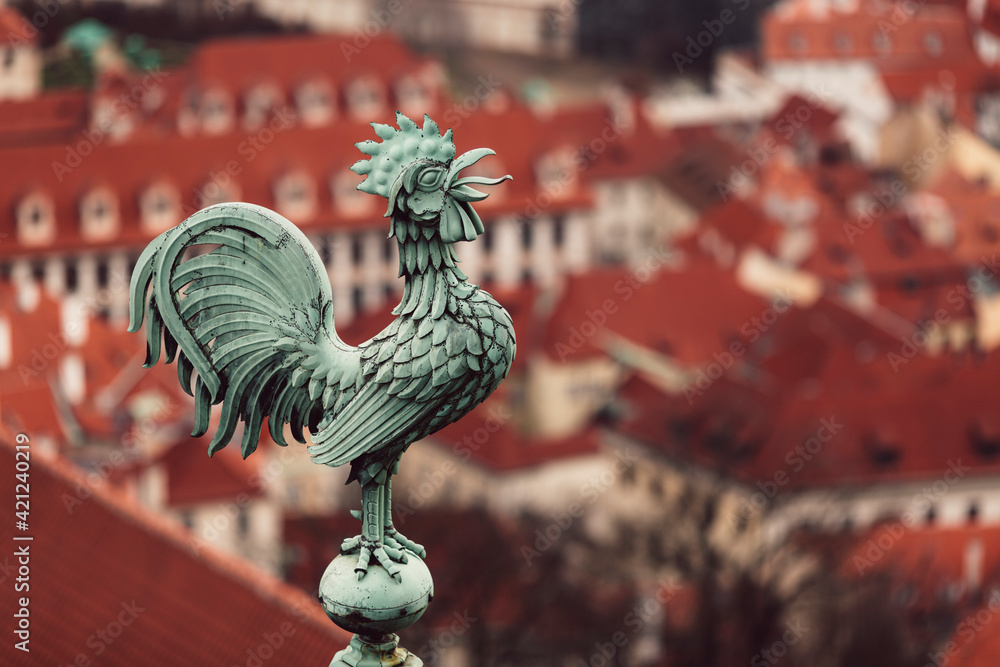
[{"left": 416, "top": 168, "right": 446, "bottom": 191}]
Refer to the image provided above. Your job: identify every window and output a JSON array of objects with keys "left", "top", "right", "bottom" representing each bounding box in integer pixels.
[
  {"left": 351, "top": 236, "right": 364, "bottom": 265},
  {"left": 3, "top": 48, "right": 13, "bottom": 69},
  {"left": 91, "top": 99, "right": 134, "bottom": 140},
  {"left": 80, "top": 188, "right": 120, "bottom": 241},
  {"left": 16, "top": 192, "right": 56, "bottom": 247},
  {"left": 553, "top": 215, "right": 566, "bottom": 246},
  {"left": 788, "top": 31, "right": 807, "bottom": 53},
  {"left": 65, "top": 260, "right": 78, "bottom": 292},
  {"left": 834, "top": 31, "right": 853, "bottom": 54},
  {"left": 273, "top": 170, "right": 317, "bottom": 222},
  {"left": 924, "top": 31, "right": 943, "bottom": 57},
  {"left": 395, "top": 75, "right": 432, "bottom": 118},
  {"left": 139, "top": 182, "right": 181, "bottom": 234},
  {"left": 535, "top": 148, "right": 577, "bottom": 195},
  {"left": 331, "top": 171, "right": 373, "bottom": 216},
  {"left": 96, "top": 258, "right": 109, "bottom": 289},
  {"left": 345, "top": 76, "right": 385, "bottom": 120},
  {"left": 873, "top": 32, "right": 892, "bottom": 55},
  {"left": 243, "top": 82, "right": 284, "bottom": 130},
  {"left": 30, "top": 260, "right": 44, "bottom": 283},
  {"left": 201, "top": 87, "right": 234, "bottom": 135},
  {"left": 237, "top": 507, "right": 249, "bottom": 536},
  {"left": 295, "top": 79, "right": 334, "bottom": 127}
]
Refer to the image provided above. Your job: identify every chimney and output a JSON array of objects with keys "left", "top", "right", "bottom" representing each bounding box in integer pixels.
[
  {"left": 604, "top": 83, "right": 635, "bottom": 136},
  {"left": 0, "top": 315, "right": 10, "bottom": 369},
  {"left": 59, "top": 352, "right": 86, "bottom": 405},
  {"left": 965, "top": 537, "right": 984, "bottom": 593},
  {"left": 61, "top": 295, "right": 88, "bottom": 347}
]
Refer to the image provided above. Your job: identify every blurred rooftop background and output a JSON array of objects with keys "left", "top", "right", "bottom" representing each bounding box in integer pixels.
[{"left": 7, "top": 0, "right": 1000, "bottom": 665}]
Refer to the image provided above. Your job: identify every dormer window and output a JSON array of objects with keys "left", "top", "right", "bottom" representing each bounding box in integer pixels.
[
  {"left": 201, "top": 86, "right": 234, "bottom": 135},
  {"left": 140, "top": 182, "right": 181, "bottom": 234},
  {"left": 345, "top": 76, "right": 386, "bottom": 121},
  {"left": 788, "top": 31, "right": 807, "bottom": 53},
  {"left": 274, "top": 170, "right": 317, "bottom": 222},
  {"left": 244, "top": 82, "right": 284, "bottom": 130},
  {"left": 331, "top": 170, "right": 373, "bottom": 216},
  {"left": 924, "top": 31, "right": 943, "bottom": 57},
  {"left": 833, "top": 32, "right": 853, "bottom": 54},
  {"left": 395, "top": 75, "right": 432, "bottom": 118},
  {"left": 16, "top": 191, "right": 55, "bottom": 247},
  {"left": 295, "top": 79, "right": 334, "bottom": 127},
  {"left": 91, "top": 99, "right": 133, "bottom": 141},
  {"left": 80, "top": 187, "right": 119, "bottom": 241},
  {"left": 873, "top": 32, "right": 892, "bottom": 56},
  {"left": 535, "top": 147, "right": 578, "bottom": 195}
]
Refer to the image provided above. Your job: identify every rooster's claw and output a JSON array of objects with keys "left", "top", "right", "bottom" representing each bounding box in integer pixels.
[{"left": 342, "top": 535, "right": 404, "bottom": 583}]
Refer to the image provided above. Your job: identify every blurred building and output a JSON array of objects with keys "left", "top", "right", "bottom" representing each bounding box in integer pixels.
[{"left": 12, "top": 0, "right": 1000, "bottom": 664}]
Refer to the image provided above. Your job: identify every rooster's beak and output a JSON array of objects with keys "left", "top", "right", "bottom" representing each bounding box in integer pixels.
[{"left": 439, "top": 149, "right": 512, "bottom": 243}]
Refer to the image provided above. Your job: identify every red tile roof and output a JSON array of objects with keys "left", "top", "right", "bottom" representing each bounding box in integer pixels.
[
  {"left": 764, "top": 1, "right": 978, "bottom": 65},
  {"left": 613, "top": 296, "right": 1000, "bottom": 488},
  {"left": 432, "top": 401, "right": 603, "bottom": 471},
  {"left": 160, "top": 436, "right": 264, "bottom": 507},
  {"left": 0, "top": 6, "right": 35, "bottom": 44},
  {"left": 0, "top": 436, "right": 349, "bottom": 666},
  {"left": 191, "top": 32, "right": 441, "bottom": 105},
  {"left": 0, "top": 89, "right": 88, "bottom": 147},
  {"left": 543, "top": 265, "right": 771, "bottom": 366}
]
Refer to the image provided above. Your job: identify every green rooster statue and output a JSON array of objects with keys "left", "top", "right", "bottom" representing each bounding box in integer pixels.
[{"left": 128, "top": 113, "right": 514, "bottom": 665}]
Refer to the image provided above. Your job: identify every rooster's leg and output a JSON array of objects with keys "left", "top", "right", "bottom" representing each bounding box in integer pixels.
[
  {"left": 383, "top": 455, "right": 427, "bottom": 559},
  {"left": 341, "top": 467, "right": 404, "bottom": 583}
]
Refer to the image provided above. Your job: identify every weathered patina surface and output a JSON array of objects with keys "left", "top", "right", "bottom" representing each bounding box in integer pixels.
[{"left": 128, "top": 113, "right": 513, "bottom": 664}]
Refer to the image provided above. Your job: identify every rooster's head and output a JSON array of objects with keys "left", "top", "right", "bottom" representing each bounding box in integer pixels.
[{"left": 351, "top": 112, "right": 511, "bottom": 243}]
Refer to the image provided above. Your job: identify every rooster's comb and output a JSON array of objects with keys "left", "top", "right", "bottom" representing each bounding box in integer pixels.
[{"left": 351, "top": 112, "right": 456, "bottom": 199}]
